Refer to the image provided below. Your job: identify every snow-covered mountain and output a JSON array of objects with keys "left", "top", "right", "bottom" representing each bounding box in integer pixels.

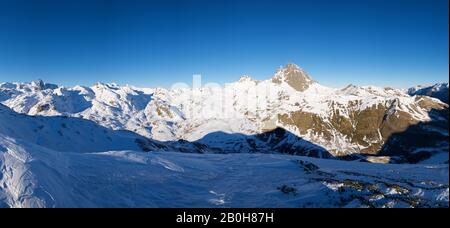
[
  {"left": 0, "top": 63, "right": 448, "bottom": 208},
  {"left": 1, "top": 64, "right": 448, "bottom": 163},
  {"left": 408, "top": 82, "right": 449, "bottom": 104}
]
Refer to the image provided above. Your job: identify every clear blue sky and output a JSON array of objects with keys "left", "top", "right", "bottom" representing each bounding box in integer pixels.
[{"left": 0, "top": 0, "right": 448, "bottom": 88}]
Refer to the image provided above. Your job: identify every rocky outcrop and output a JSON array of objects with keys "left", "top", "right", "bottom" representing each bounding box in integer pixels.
[{"left": 278, "top": 96, "right": 448, "bottom": 160}]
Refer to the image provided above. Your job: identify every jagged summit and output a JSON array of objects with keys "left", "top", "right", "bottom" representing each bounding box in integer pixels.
[
  {"left": 31, "top": 79, "right": 45, "bottom": 91},
  {"left": 284, "top": 63, "right": 303, "bottom": 71},
  {"left": 30, "top": 79, "right": 58, "bottom": 91},
  {"left": 271, "top": 63, "right": 315, "bottom": 91}
]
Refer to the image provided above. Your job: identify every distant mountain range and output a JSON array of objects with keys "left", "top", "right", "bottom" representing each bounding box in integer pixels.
[
  {"left": 408, "top": 82, "right": 449, "bottom": 104},
  {"left": 1, "top": 63, "right": 447, "bottom": 164}
]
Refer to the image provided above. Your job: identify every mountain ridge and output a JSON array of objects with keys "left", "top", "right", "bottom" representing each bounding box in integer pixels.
[
  {"left": 1, "top": 64, "right": 448, "bottom": 163},
  {"left": 408, "top": 82, "right": 449, "bottom": 104},
  {"left": 0, "top": 64, "right": 448, "bottom": 208}
]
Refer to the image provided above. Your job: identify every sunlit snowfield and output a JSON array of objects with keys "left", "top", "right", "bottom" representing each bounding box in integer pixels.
[{"left": 0, "top": 138, "right": 448, "bottom": 208}]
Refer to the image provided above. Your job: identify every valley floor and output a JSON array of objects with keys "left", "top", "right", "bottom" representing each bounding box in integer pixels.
[{"left": 0, "top": 136, "right": 448, "bottom": 208}]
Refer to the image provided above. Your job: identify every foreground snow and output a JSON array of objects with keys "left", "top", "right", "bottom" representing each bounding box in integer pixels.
[{"left": 0, "top": 135, "right": 447, "bottom": 208}]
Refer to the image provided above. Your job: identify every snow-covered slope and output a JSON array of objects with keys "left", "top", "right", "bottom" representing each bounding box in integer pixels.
[
  {"left": 0, "top": 103, "right": 147, "bottom": 153},
  {"left": 1, "top": 64, "right": 448, "bottom": 162},
  {"left": 0, "top": 135, "right": 447, "bottom": 208}
]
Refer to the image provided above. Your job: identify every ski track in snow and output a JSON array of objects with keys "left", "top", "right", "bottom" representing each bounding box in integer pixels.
[{"left": 150, "top": 156, "right": 184, "bottom": 173}]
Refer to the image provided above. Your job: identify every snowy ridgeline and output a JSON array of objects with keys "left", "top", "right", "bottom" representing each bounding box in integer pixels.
[
  {"left": 0, "top": 134, "right": 448, "bottom": 208},
  {"left": 0, "top": 64, "right": 448, "bottom": 208},
  {"left": 408, "top": 83, "right": 449, "bottom": 104},
  {"left": 0, "top": 64, "right": 448, "bottom": 157}
]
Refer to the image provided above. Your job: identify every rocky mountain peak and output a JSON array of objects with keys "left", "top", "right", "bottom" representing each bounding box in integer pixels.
[
  {"left": 271, "top": 63, "right": 314, "bottom": 92},
  {"left": 31, "top": 79, "right": 45, "bottom": 91}
]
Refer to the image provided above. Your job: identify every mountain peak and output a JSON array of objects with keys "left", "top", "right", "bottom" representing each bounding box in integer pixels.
[
  {"left": 31, "top": 79, "right": 45, "bottom": 91},
  {"left": 271, "top": 63, "right": 314, "bottom": 92},
  {"left": 284, "top": 63, "right": 302, "bottom": 71},
  {"left": 238, "top": 75, "right": 257, "bottom": 83}
]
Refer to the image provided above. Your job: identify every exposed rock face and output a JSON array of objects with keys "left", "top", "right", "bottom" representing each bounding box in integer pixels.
[
  {"left": 272, "top": 64, "right": 314, "bottom": 92},
  {"left": 31, "top": 79, "right": 45, "bottom": 91},
  {"left": 278, "top": 96, "right": 448, "bottom": 159}
]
